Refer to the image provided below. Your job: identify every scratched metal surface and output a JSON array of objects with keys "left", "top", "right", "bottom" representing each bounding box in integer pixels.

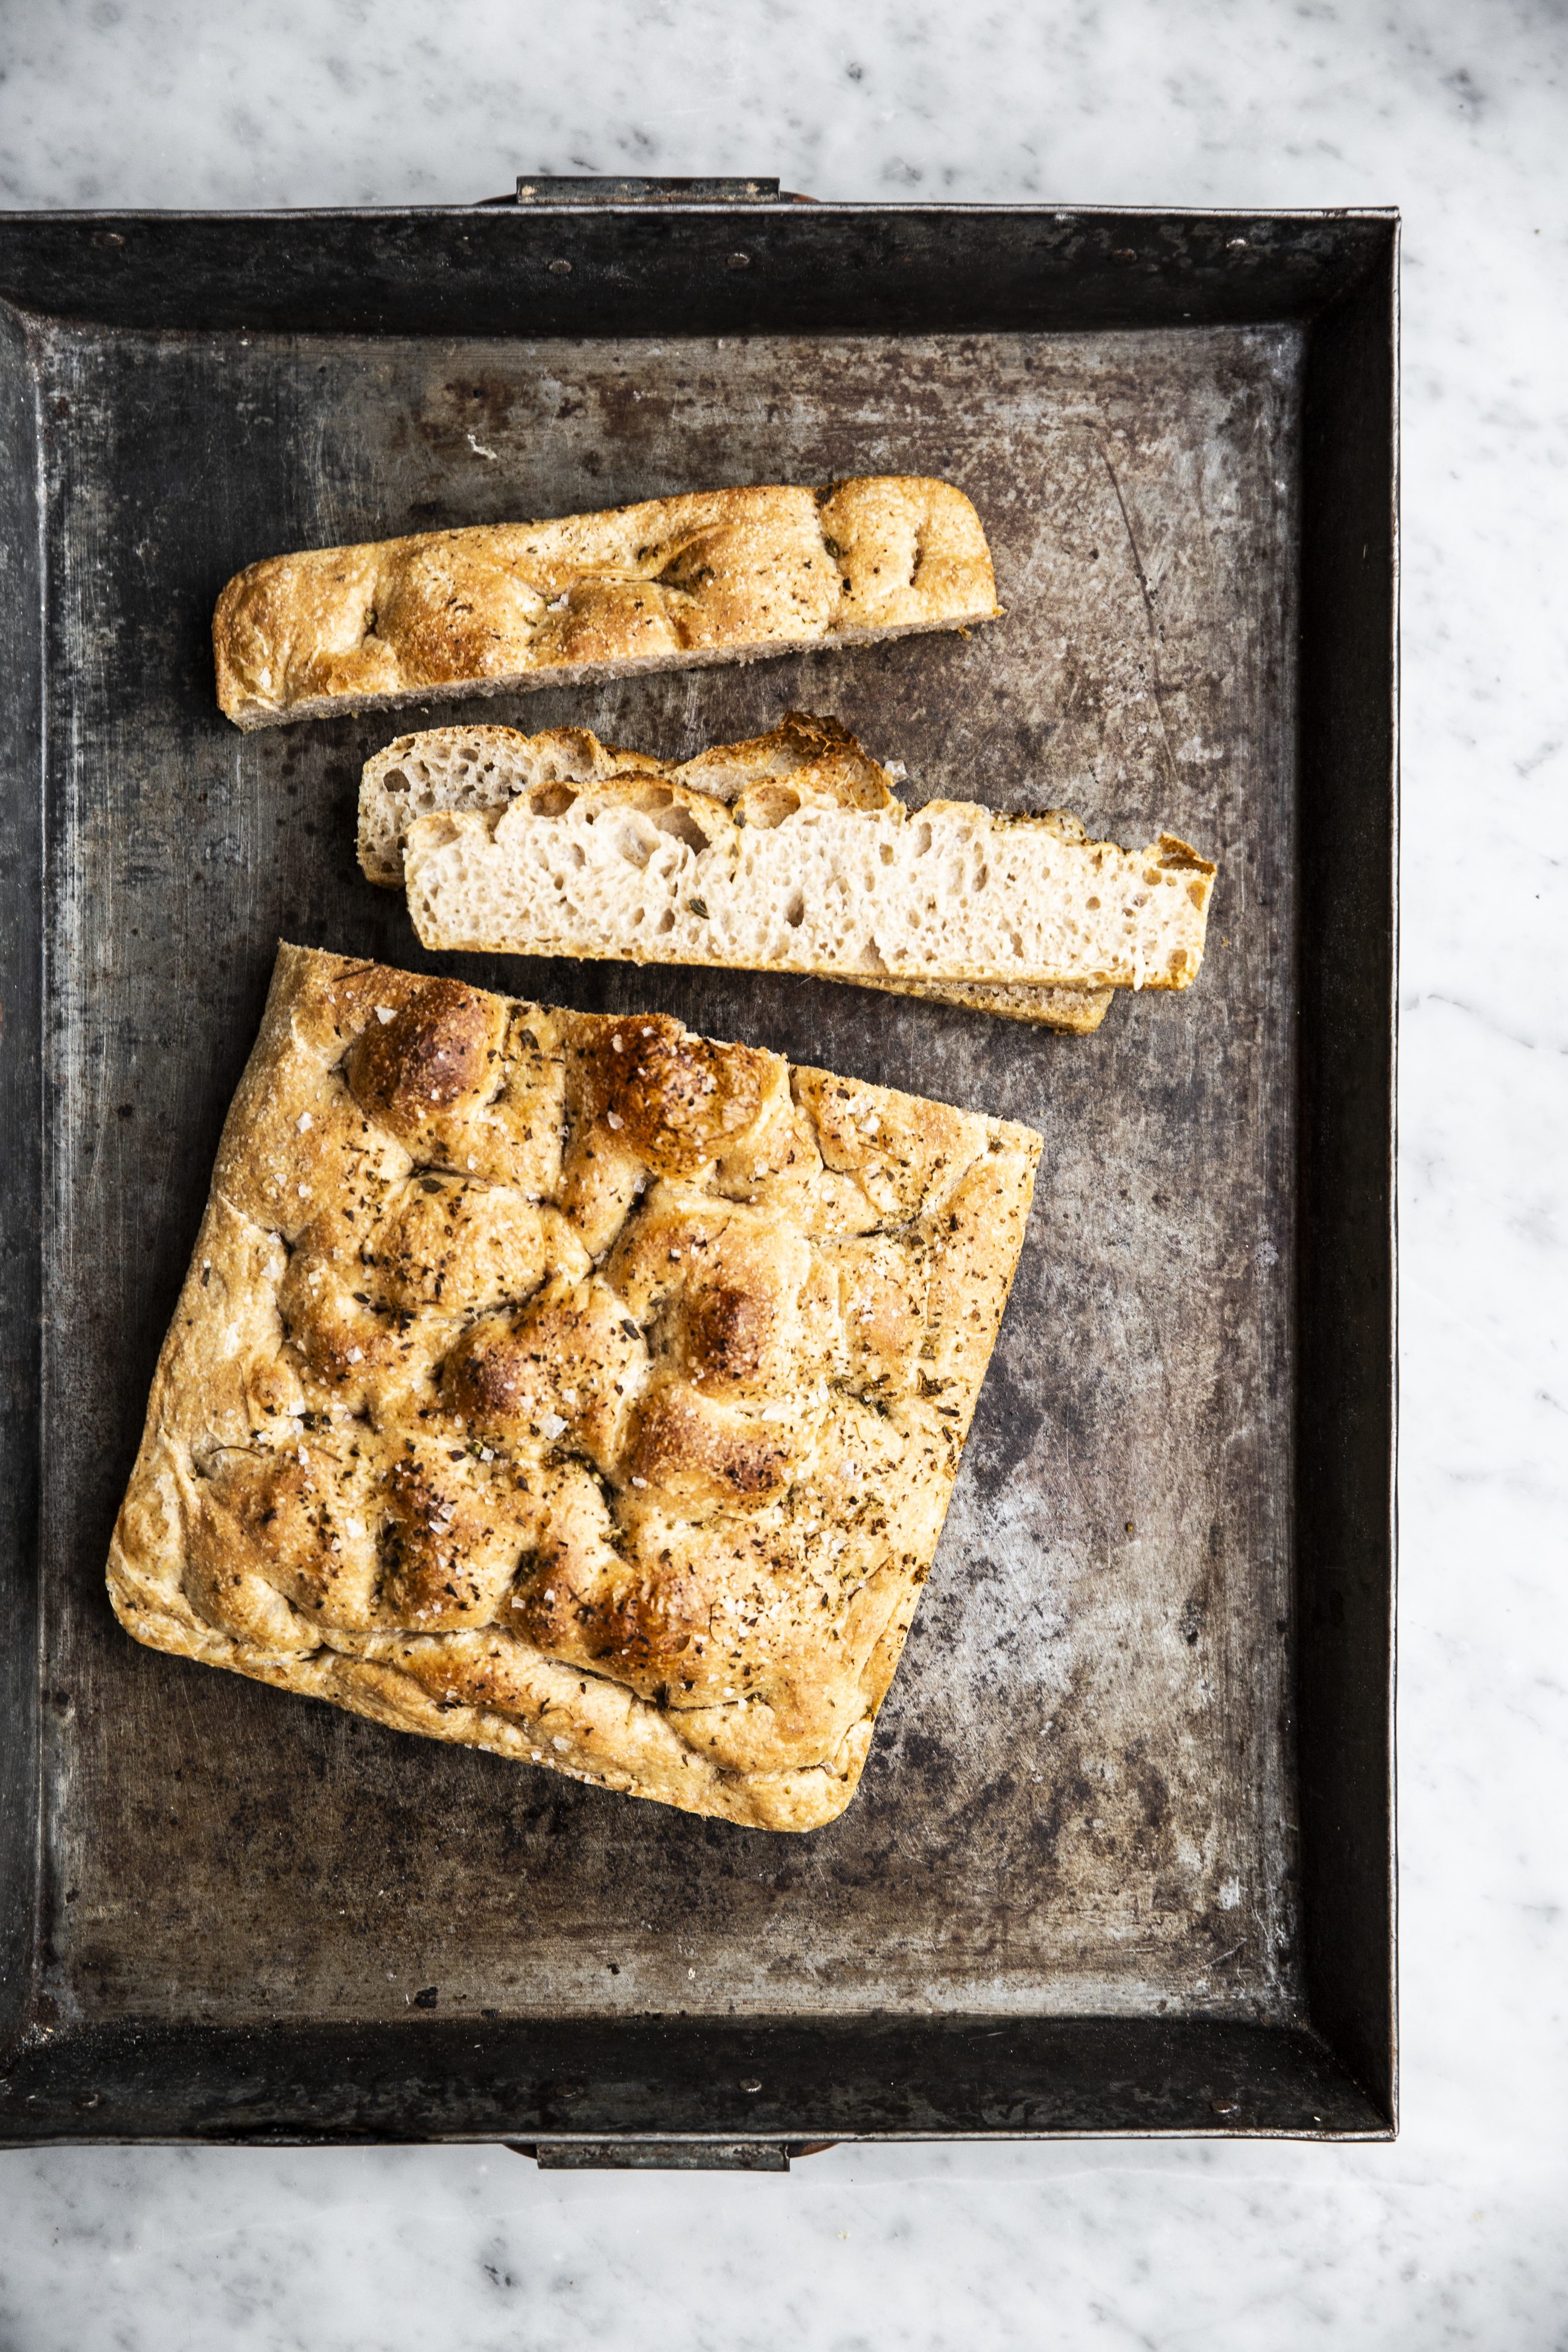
[{"left": 36, "top": 321, "right": 1301, "bottom": 2029}]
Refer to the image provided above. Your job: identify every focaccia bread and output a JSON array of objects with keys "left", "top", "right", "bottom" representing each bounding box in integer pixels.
[
  {"left": 107, "top": 944, "right": 1042, "bottom": 1832},
  {"left": 213, "top": 477, "right": 1001, "bottom": 730},
  {"left": 400, "top": 746, "right": 1217, "bottom": 995},
  {"left": 361, "top": 712, "right": 1114, "bottom": 1034}
]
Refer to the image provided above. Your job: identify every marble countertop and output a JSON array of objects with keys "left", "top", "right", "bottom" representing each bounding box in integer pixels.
[{"left": 2, "top": 2, "right": 1566, "bottom": 2345}]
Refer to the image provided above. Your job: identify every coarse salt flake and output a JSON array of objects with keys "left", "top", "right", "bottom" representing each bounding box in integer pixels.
[
  {"left": 375, "top": 1005, "right": 397, "bottom": 1024},
  {"left": 606, "top": 1111, "right": 623, "bottom": 1130},
  {"left": 345, "top": 1345, "right": 363, "bottom": 1363},
  {"left": 539, "top": 1412, "right": 567, "bottom": 1440}
]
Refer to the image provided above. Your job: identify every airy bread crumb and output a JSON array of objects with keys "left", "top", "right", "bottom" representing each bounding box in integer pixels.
[
  {"left": 362, "top": 712, "right": 1117, "bottom": 1032},
  {"left": 389, "top": 721, "right": 1217, "bottom": 995}
]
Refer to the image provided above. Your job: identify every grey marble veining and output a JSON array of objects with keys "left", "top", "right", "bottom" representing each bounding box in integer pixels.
[{"left": 2, "top": 1, "right": 1567, "bottom": 2347}]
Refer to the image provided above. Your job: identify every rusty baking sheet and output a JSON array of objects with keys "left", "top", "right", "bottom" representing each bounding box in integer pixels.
[{"left": 0, "top": 203, "right": 1395, "bottom": 2149}]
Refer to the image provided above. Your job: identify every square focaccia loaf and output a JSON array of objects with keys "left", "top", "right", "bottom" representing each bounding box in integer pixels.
[{"left": 109, "top": 945, "right": 1041, "bottom": 1832}]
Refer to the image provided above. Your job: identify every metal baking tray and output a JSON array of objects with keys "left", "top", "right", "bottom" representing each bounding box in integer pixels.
[{"left": 0, "top": 194, "right": 1397, "bottom": 2154}]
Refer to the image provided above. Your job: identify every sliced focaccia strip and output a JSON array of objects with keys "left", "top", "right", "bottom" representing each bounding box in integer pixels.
[
  {"left": 107, "top": 943, "right": 1041, "bottom": 1832},
  {"left": 397, "top": 742, "right": 1217, "bottom": 994},
  {"left": 213, "top": 476, "right": 1001, "bottom": 730},
  {"left": 361, "top": 712, "right": 1115, "bottom": 1033}
]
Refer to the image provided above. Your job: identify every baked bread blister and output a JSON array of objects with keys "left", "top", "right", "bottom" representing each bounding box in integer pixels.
[
  {"left": 107, "top": 945, "right": 1042, "bottom": 1831},
  {"left": 213, "top": 477, "right": 1002, "bottom": 730}
]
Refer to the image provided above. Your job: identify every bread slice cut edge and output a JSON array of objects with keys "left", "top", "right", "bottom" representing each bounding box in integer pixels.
[{"left": 360, "top": 715, "right": 1124, "bottom": 1031}]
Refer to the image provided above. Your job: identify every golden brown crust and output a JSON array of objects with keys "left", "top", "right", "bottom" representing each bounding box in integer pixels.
[
  {"left": 107, "top": 945, "right": 1041, "bottom": 1831},
  {"left": 214, "top": 479, "right": 1002, "bottom": 730}
]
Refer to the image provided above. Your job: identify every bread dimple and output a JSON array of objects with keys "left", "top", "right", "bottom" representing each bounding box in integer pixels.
[
  {"left": 626, "top": 1383, "right": 795, "bottom": 1511},
  {"left": 441, "top": 1275, "right": 646, "bottom": 1471},
  {"left": 820, "top": 475, "right": 986, "bottom": 630},
  {"left": 214, "top": 479, "right": 1002, "bottom": 731},
  {"left": 377, "top": 1436, "right": 544, "bottom": 1631},
  {"left": 358, "top": 1179, "right": 582, "bottom": 1315},
  {"left": 107, "top": 943, "right": 1042, "bottom": 1831}
]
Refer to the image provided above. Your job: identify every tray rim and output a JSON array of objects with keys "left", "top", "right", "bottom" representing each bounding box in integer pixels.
[{"left": 0, "top": 196, "right": 1398, "bottom": 2150}]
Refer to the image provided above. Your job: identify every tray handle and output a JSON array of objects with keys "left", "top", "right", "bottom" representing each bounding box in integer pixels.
[
  {"left": 508, "top": 2139, "right": 836, "bottom": 2172},
  {"left": 475, "top": 175, "right": 813, "bottom": 205}
]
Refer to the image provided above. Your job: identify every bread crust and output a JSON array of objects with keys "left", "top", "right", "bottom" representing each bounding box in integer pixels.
[
  {"left": 213, "top": 479, "right": 1001, "bottom": 730},
  {"left": 107, "top": 945, "right": 1041, "bottom": 1832}
]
